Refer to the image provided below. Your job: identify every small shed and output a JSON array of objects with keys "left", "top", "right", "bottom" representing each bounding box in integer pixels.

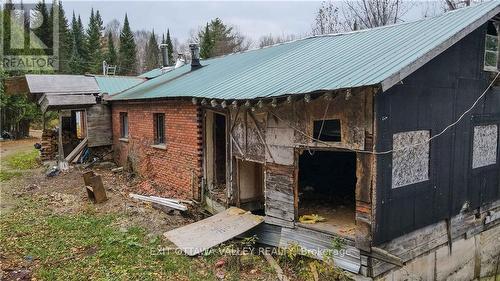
[{"left": 5, "top": 74, "right": 117, "bottom": 164}]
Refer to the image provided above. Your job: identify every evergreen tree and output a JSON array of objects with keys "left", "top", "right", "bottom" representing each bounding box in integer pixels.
[
  {"left": 87, "top": 8, "right": 104, "bottom": 73},
  {"left": 145, "top": 30, "right": 159, "bottom": 69},
  {"left": 199, "top": 24, "right": 212, "bottom": 59},
  {"left": 33, "top": 0, "right": 52, "bottom": 53},
  {"left": 118, "top": 14, "right": 137, "bottom": 75},
  {"left": 105, "top": 32, "right": 118, "bottom": 66},
  {"left": 68, "top": 12, "right": 86, "bottom": 73},
  {"left": 52, "top": 1, "right": 72, "bottom": 73},
  {"left": 165, "top": 29, "right": 174, "bottom": 64},
  {"left": 199, "top": 18, "right": 248, "bottom": 59}
]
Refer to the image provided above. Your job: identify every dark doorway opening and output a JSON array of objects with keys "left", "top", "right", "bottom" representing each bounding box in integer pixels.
[
  {"left": 298, "top": 150, "right": 357, "bottom": 238},
  {"left": 214, "top": 113, "right": 226, "bottom": 184}
]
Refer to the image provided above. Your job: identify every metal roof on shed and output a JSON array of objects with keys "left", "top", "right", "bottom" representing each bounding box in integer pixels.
[
  {"left": 94, "top": 76, "right": 145, "bottom": 95},
  {"left": 112, "top": 1, "right": 500, "bottom": 101},
  {"left": 25, "top": 74, "right": 100, "bottom": 94}
]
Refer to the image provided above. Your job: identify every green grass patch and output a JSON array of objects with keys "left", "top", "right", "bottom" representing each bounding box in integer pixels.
[
  {"left": 5, "top": 149, "right": 40, "bottom": 170},
  {"left": 0, "top": 170, "right": 22, "bottom": 182},
  {"left": 0, "top": 198, "right": 231, "bottom": 280}
]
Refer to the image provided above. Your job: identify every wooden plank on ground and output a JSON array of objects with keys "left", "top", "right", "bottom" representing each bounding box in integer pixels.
[
  {"left": 164, "top": 207, "right": 264, "bottom": 256},
  {"left": 65, "top": 137, "right": 88, "bottom": 162}
]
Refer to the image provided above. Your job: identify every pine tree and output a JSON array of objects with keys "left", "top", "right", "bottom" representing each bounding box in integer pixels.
[
  {"left": 118, "top": 14, "right": 137, "bottom": 75},
  {"left": 145, "top": 30, "right": 159, "bottom": 70},
  {"left": 87, "top": 8, "right": 104, "bottom": 74},
  {"left": 105, "top": 32, "right": 117, "bottom": 66},
  {"left": 165, "top": 29, "right": 174, "bottom": 64},
  {"left": 199, "top": 24, "right": 212, "bottom": 59},
  {"left": 52, "top": 1, "right": 71, "bottom": 73},
  {"left": 33, "top": 0, "right": 52, "bottom": 55},
  {"left": 199, "top": 18, "right": 248, "bottom": 58},
  {"left": 68, "top": 12, "right": 86, "bottom": 73}
]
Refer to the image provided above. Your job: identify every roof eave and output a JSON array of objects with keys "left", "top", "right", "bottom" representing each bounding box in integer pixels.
[{"left": 381, "top": 4, "right": 500, "bottom": 92}]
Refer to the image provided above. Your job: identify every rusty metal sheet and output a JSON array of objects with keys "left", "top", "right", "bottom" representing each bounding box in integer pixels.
[{"left": 164, "top": 207, "right": 264, "bottom": 256}]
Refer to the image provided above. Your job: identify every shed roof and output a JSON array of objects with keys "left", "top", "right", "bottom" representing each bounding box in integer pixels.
[
  {"left": 94, "top": 76, "right": 145, "bottom": 95},
  {"left": 39, "top": 94, "right": 97, "bottom": 112},
  {"left": 112, "top": 1, "right": 500, "bottom": 101},
  {"left": 24, "top": 74, "right": 100, "bottom": 94}
]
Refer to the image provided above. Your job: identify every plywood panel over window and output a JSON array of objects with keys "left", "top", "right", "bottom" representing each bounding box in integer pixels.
[
  {"left": 392, "top": 130, "right": 430, "bottom": 189},
  {"left": 472, "top": 124, "right": 498, "bottom": 169}
]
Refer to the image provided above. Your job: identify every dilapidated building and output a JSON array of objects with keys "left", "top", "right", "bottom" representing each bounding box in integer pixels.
[{"left": 112, "top": 2, "right": 500, "bottom": 278}]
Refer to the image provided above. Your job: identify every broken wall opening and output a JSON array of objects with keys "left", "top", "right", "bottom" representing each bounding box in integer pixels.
[
  {"left": 205, "top": 110, "right": 228, "bottom": 205},
  {"left": 237, "top": 159, "right": 264, "bottom": 214},
  {"left": 298, "top": 150, "right": 357, "bottom": 238}
]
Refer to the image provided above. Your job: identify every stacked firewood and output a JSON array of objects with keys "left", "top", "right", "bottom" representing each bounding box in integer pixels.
[{"left": 41, "top": 129, "right": 58, "bottom": 161}]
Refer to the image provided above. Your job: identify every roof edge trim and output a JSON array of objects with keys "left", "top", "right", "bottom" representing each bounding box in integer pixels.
[{"left": 381, "top": 4, "right": 500, "bottom": 92}]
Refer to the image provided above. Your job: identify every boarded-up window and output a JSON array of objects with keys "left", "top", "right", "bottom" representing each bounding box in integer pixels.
[
  {"left": 154, "top": 113, "right": 165, "bottom": 144},
  {"left": 120, "top": 112, "right": 128, "bottom": 138},
  {"left": 472, "top": 124, "right": 498, "bottom": 169},
  {"left": 392, "top": 130, "right": 430, "bottom": 189}
]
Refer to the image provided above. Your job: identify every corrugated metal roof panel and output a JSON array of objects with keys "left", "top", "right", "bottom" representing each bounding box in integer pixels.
[
  {"left": 112, "top": 1, "right": 500, "bottom": 101},
  {"left": 138, "top": 68, "right": 164, "bottom": 79},
  {"left": 25, "top": 74, "right": 99, "bottom": 94},
  {"left": 94, "top": 76, "right": 145, "bottom": 95}
]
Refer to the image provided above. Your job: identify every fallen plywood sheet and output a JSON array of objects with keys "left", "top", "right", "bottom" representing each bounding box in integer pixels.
[{"left": 164, "top": 207, "right": 264, "bottom": 256}]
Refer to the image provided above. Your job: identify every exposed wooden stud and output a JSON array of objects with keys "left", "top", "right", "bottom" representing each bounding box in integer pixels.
[
  {"left": 192, "top": 97, "right": 198, "bottom": 105},
  {"left": 244, "top": 100, "right": 251, "bottom": 107},
  {"left": 231, "top": 100, "right": 238, "bottom": 109},
  {"left": 221, "top": 100, "right": 228, "bottom": 108},
  {"left": 286, "top": 95, "right": 293, "bottom": 103},
  {"left": 210, "top": 99, "right": 218, "bottom": 107},
  {"left": 271, "top": 98, "right": 277, "bottom": 107},
  {"left": 201, "top": 99, "right": 208, "bottom": 106}
]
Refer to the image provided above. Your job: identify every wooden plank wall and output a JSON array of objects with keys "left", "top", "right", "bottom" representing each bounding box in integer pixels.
[
  {"left": 87, "top": 104, "right": 113, "bottom": 147},
  {"left": 265, "top": 163, "right": 296, "bottom": 228},
  {"left": 371, "top": 199, "right": 500, "bottom": 277}
]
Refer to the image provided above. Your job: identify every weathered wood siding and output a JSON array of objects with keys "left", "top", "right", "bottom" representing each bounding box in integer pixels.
[
  {"left": 229, "top": 91, "right": 372, "bottom": 229},
  {"left": 265, "top": 164, "right": 295, "bottom": 226},
  {"left": 374, "top": 24, "right": 500, "bottom": 244},
  {"left": 87, "top": 104, "right": 113, "bottom": 147}
]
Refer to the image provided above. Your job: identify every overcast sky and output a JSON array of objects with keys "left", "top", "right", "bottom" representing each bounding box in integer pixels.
[{"left": 25, "top": 1, "right": 440, "bottom": 46}]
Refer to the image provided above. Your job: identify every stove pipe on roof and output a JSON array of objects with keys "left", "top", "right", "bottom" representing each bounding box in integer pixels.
[
  {"left": 189, "top": 43, "right": 202, "bottom": 70},
  {"left": 160, "top": 43, "right": 169, "bottom": 67}
]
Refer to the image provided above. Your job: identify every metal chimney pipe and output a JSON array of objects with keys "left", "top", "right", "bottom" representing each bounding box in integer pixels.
[
  {"left": 159, "top": 43, "right": 169, "bottom": 67},
  {"left": 189, "top": 43, "right": 201, "bottom": 70}
]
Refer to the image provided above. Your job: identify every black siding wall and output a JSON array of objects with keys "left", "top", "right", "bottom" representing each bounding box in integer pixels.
[{"left": 374, "top": 24, "right": 500, "bottom": 244}]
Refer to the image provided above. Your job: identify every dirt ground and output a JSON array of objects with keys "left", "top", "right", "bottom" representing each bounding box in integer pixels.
[
  {"left": 0, "top": 138, "right": 280, "bottom": 281},
  {"left": 0, "top": 136, "right": 200, "bottom": 236}
]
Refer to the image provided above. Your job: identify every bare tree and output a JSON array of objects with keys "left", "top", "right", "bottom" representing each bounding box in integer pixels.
[
  {"left": 312, "top": 1, "right": 344, "bottom": 35},
  {"left": 258, "top": 33, "right": 297, "bottom": 48},
  {"left": 134, "top": 30, "right": 151, "bottom": 73},
  {"left": 343, "top": 0, "right": 408, "bottom": 30},
  {"left": 443, "top": 0, "right": 484, "bottom": 11},
  {"left": 105, "top": 19, "right": 121, "bottom": 46}
]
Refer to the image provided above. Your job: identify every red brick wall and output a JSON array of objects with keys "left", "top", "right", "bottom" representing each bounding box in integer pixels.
[{"left": 111, "top": 100, "right": 202, "bottom": 200}]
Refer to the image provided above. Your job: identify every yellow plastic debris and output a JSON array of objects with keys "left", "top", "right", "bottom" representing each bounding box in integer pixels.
[{"left": 299, "top": 214, "right": 326, "bottom": 224}]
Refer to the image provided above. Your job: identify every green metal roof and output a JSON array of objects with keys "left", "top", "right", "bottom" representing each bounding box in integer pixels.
[
  {"left": 138, "top": 68, "right": 164, "bottom": 79},
  {"left": 94, "top": 76, "right": 145, "bottom": 95},
  {"left": 112, "top": 1, "right": 500, "bottom": 101}
]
